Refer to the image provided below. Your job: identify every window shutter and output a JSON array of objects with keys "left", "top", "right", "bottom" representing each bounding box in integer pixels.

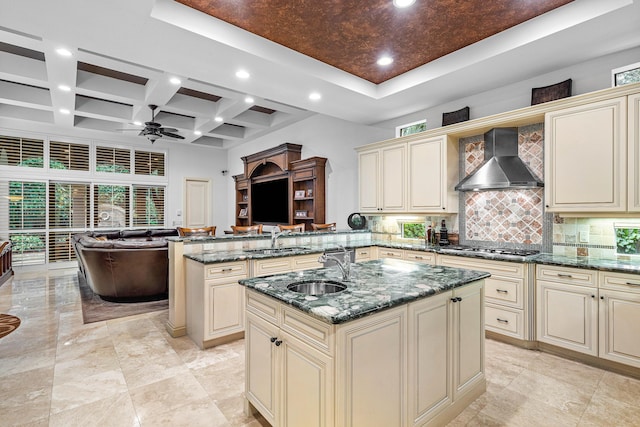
[
  {"left": 10, "top": 232, "right": 46, "bottom": 266},
  {"left": 94, "top": 184, "right": 130, "bottom": 228},
  {"left": 135, "top": 150, "right": 165, "bottom": 176},
  {"left": 50, "top": 141, "right": 90, "bottom": 171},
  {"left": 48, "top": 231, "right": 76, "bottom": 263},
  {"left": 96, "top": 146, "right": 130, "bottom": 174},
  {"left": 0, "top": 135, "right": 44, "bottom": 167},
  {"left": 9, "top": 181, "right": 46, "bottom": 229},
  {"left": 133, "top": 185, "right": 165, "bottom": 226},
  {"left": 48, "top": 182, "right": 90, "bottom": 228}
]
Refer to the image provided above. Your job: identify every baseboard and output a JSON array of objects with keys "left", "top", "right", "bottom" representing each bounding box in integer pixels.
[{"left": 165, "top": 321, "right": 187, "bottom": 338}]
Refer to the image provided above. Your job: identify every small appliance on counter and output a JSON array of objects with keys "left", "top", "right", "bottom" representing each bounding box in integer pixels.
[{"left": 438, "top": 219, "right": 449, "bottom": 246}]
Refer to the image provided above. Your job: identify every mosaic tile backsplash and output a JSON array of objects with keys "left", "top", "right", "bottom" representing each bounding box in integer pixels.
[{"left": 461, "top": 123, "right": 545, "bottom": 246}]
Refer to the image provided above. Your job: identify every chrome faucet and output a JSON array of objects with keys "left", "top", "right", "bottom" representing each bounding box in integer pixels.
[
  {"left": 318, "top": 246, "right": 352, "bottom": 281},
  {"left": 271, "top": 229, "right": 291, "bottom": 249}
]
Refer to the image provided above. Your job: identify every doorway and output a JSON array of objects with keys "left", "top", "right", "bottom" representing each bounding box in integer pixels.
[{"left": 184, "top": 178, "right": 211, "bottom": 228}]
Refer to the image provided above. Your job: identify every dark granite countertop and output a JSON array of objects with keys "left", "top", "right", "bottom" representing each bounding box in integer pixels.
[
  {"left": 531, "top": 253, "right": 640, "bottom": 274},
  {"left": 238, "top": 258, "right": 490, "bottom": 324}
]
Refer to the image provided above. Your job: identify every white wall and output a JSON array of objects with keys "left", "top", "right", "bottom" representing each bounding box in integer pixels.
[
  {"left": 374, "top": 46, "right": 640, "bottom": 131},
  {"left": 226, "top": 114, "right": 391, "bottom": 230}
]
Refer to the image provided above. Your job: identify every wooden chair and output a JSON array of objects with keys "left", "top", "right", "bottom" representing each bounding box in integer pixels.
[
  {"left": 177, "top": 226, "right": 216, "bottom": 237},
  {"left": 311, "top": 223, "right": 336, "bottom": 231},
  {"left": 231, "top": 224, "right": 263, "bottom": 234},
  {"left": 278, "top": 224, "right": 305, "bottom": 232}
]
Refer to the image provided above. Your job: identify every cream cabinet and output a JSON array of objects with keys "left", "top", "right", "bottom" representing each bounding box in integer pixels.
[
  {"left": 377, "top": 247, "right": 404, "bottom": 260},
  {"left": 439, "top": 255, "right": 530, "bottom": 340},
  {"left": 628, "top": 93, "right": 640, "bottom": 211},
  {"left": 598, "top": 271, "right": 640, "bottom": 368},
  {"left": 354, "top": 246, "right": 375, "bottom": 262},
  {"left": 245, "top": 291, "right": 334, "bottom": 427},
  {"left": 377, "top": 248, "right": 436, "bottom": 264},
  {"left": 408, "top": 136, "right": 459, "bottom": 213},
  {"left": 536, "top": 265, "right": 599, "bottom": 356},
  {"left": 544, "top": 96, "right": 627, "bottom": 212},
  {"left": 253, "top": 254, "right": 323, "bottom": 277},
  {"left": 358, "top": 143, "right": 406, "bottom": 213},
  {"left": 185, "top": 259, "right": 247, "bottom": 349},
  {"left": 408, "top": 281, "right": 485, "bottom": 426}
]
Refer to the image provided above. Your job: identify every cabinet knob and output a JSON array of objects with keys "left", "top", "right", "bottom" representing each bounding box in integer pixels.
[
  {"left": 456, "top": 297, "right": 462, "bottom": 302},
  {"left": 442, "top": 207, "right": 445, "bottom": 210},
  {"left": 275, "top": 340, "right": 283, "bottom": 346},
  {"left": 545, "top": 204, "right": 549, "bottom": 208},
  {"left": 591, "top": 294, "right": 595, "bottom": 298},
  {"left": 600, "top": 296, "right": 604, "bottom": 300},
  {"left": 270, "top": 337, "right": 277, "bottom": 343},
  {"left": 450, "top": 297, "right": 457, "bottom": 303}
]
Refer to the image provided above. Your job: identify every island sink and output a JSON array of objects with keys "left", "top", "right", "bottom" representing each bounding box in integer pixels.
[
  {"left": 243, "top": 246, "right": 310, "bottom": 255},
  {"left": 286, "top": 279, "right": 347, "bottom": 295}
]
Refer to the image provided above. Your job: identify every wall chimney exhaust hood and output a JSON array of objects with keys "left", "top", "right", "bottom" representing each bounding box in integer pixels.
[{"left": 455, "top": 127, "right": 543, "bottom": 192}]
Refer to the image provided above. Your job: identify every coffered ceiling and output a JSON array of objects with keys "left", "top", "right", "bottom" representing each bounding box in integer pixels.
[{"left": 0, "top": 0, "right": 638, "bottom": 149}]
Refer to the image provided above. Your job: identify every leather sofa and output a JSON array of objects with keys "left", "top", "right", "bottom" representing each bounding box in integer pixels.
[{"left": 72, "top": 228, "right": 178, "bottom": 302}]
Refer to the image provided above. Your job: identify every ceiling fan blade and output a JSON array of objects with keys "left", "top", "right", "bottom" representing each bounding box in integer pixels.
[
  {"left": 160, "top": 130, "right": 184, "bottom": 139},
  {"left": 115, "top": 128, "right": 143, "bottom": 131},
  {"left": 159, "top": 126, "right": 179, "bottom": 133}
]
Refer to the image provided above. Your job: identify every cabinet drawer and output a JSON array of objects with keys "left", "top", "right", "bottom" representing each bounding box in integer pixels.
[
  {"left": 485, "top": 305, "right": 523, "bottom": 338},
  {"left": 281, "top": 306, "right": 334, "bottom": 355},
  {"left": 536, "top": 265, "right": 596, "bottom": 287},
  {"left": 599, "top": 271, "right": 640, "bottom": 294},
  {"left": 246, "top": 290, "right": 281, "bottom": 325},
  {"left": 253, "top": 258, "right": 293, "bottom": 277},
  {"left": 355, "top": 247, "right": 373, "bottom": 262},
  {"left": 438, "top": 255, "right": 524, "bottom": 278},
  {"left": 205, "top": 261, "right": 248, "bottom": 280},
  {"left": 404, "top": 250, "right": 436, "bottom": 264},
  {"left": 485, "top": 276, "right": 523, "bottom": 308},
  {"left": 378, "top": 248, "right": 403, "bottom": 259},
  {"left": 291, "top": 254, "right": 322, "bottom": 271}
]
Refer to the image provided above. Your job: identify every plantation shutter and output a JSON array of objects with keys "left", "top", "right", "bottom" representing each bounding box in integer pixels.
[
  {"left": 133, "top": 185, "right": 165, "bottom": 227},
  {"left": 0, "top": 135, "right": 44, "bottom": 167},
  {"left": 50, "top": 141, "right": 90, "bottom": 171},
  {"left": 93, "top": 184, "right": 130, "bottom": 228},
  {"left": 95, "top": 146, "right": 130, "bottom": 174},
  {"left": 135, "top": 150, "right": 165, "bottom": 176}
]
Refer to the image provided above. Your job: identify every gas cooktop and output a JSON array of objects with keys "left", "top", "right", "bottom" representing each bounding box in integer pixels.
[{"left": 439, "top": 245, "right": 540, "bottom": 257}]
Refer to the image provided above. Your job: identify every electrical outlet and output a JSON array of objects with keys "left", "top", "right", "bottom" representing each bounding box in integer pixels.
[{"left": 579, "top": 231, "right": 589, "bottom": 243}]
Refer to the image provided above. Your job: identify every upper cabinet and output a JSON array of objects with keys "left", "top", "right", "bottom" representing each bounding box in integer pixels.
[
  {"left": 628, "top": 93, "right": 640, "bottom": 212},
  {"left": 358, "top": 143, "right": 406, "bottom": 213},
  {"left": 357, "top": 135, "right": 458, "bottom": 214},
  {"left": 544, "top": 97, "right": 627, "bottom": 212}
]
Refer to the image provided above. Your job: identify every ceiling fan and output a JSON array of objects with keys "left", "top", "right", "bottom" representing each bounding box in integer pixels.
[{"left": 120, "top": 104, "right": 185, "bottom": 143}]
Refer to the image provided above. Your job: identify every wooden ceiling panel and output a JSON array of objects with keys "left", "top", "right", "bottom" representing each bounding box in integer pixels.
[{"left": 176, "top": 0, "right": 573, "bottom": 84}]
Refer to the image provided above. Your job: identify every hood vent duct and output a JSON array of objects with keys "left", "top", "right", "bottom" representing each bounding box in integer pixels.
[{"left": 455, "top": 127, "right": 544, "bottom": 192}]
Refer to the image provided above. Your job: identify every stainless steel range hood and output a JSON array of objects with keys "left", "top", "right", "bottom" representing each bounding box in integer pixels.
[{"left": 455, "top": 127, "right": 543, "bottom": 191}]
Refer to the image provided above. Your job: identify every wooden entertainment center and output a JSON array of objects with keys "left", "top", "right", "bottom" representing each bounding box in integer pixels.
[{"left": 233, "top": 143, "right": 327, "bottom": 230}]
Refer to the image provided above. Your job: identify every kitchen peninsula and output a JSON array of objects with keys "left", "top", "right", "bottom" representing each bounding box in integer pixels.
[{"left": 239, "top": 258, "right": 489, "bottom": 427}]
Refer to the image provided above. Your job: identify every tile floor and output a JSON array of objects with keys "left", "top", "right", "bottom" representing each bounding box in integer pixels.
[{"left": 1, "top": 269, "right": 640, "bottom": 426}]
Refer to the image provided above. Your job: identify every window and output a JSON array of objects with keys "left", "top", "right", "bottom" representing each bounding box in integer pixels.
[
  {"left": 50, "top": 141, "right": 90, "bottom": 171},
  {"left": 94, "top": 184, "right": 130, "bottom": 228},
  {"left": 401, "top": 222, "right": 426, "bottom": 239},
  {"left": 48, "top": 231, "right": 76, "bottom": 263},
  {"left": 48, "top": 182, "right": 90, "bottom": 228},
  {"left": 96, "top": 146, "right": 130, "bottom": 173},
  {"left": 0, "top": 135, "right": 44, "bottom": 167},
  {"left": 135, "top": 150, "right": 165, "bottom": 176},
  {"left": 6, "top": 180, "right": 47, "bottom": 266},
  {"left": 612, "top": 62, "right": 640, "bottom": 87},
  {"left": 133, "top": 185, "right": 165, "bottom": 226},
  {"left": 396, "top": 120, "right": 427, "bottom": 137},
  {"left": 615, "top": 223, "right": 640, "bottom": 255}
]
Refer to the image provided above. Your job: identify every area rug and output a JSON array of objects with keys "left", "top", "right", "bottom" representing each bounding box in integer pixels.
[
  {"left": 77, "top": 272, "right": 168, "bottom": 324},
  {"left": 0, "top": 314, "right": 21, "bottom": 339}
]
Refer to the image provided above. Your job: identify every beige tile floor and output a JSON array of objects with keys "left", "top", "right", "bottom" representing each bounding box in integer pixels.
[{"left": 1, "top": 269, "right": 640, "bottom": 427}]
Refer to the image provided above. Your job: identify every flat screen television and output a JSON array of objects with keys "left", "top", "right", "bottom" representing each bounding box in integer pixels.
[{"left": 251, "top": 178, "right": 289, "bottom": 224}]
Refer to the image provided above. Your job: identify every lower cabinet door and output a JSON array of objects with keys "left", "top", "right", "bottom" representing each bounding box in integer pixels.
[
  {"left": 280, "top": 333, "right": 334, "bottom": 427},
  {"left": 245, "top": 313, "right": 279, "bottom": 426},
  {"left": 537, "top": 280, "right": 598, "bottom": 356},
  {"left": 408, "top": 291, "right": 452, "bottom": 425},
  {"left": 205, "top": 282, "right": 244, "bottom": 340},
  {"left": 599, "top": 289, "right": 640, "bottom": 368},
  {"left": 453, "top": 281, "right": 485, "bottom": 398}
]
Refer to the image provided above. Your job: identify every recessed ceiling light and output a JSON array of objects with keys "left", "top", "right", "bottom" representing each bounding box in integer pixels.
[
  {"left": 244, "top": 96, "right": 254, "bottom": 104},
  {"left": 57, "top": 84, "right": 71, "bottom": 92},
  {"left": 309, "top": 92, "right": 322, "bottom": 101},
  {"left": 55, "top": 48, "right": 72, "bottom": 57},
  {"left": 59, "top": 108, "right": 70, "bottom": 115},
  {"left": 377, "top": 56, "right": 394, "bottom": 66},
  {"left": 133, "top": 121, "right": 142, "bottom": 126},
  {"left": 214, "top": 116, "right": 223, "bottom": 122},
  {"left": 236, "top": 70, "right": 250, "bottom": 79},
  {"left": 393, "top": 0, "right": 416, "bottom": 8},
  {"left": 169, "top": 77, "right": 181, "bottom": 85},
  {"left": 194, "top": 130, "right": 202, "bottom": 136}
]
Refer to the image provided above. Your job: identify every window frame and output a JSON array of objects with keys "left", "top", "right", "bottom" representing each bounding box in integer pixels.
[
  {"left": 395, "top": 119, "right": 427, "bottom": 137},
  {"left": 611, "top": 61, "right": 640, "bottom": 87}
]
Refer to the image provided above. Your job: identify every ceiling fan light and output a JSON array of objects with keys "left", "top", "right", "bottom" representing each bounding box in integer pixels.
[
  {"left": 147, "top": 134, "right": 161, "bottom": 143},
  {"left": 133, "top": 121, "right": 142, "bottom": 126},
  {"left": 393, "top": 0, "right": 416, "bottom": 8}
]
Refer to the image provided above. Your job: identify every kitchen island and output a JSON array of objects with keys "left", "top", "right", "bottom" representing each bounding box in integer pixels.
[{"left": 239, "top": 258, "right": 490, "bottom": 427}]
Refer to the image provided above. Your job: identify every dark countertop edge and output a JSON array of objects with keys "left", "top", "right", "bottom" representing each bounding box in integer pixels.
[
  {"left": 239, "top": 262, "right": 491, "bottom": 325},
  {"left": 167, "top": 228, "right": 370, "bottom": 243}
]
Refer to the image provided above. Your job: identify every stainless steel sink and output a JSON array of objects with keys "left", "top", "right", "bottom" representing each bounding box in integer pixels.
[
  {"left": 245, "top": 247, "right": 310, "bottom": 255},
  {"left": 287, "top": 280, "right": 347, "bottom": 295}
]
